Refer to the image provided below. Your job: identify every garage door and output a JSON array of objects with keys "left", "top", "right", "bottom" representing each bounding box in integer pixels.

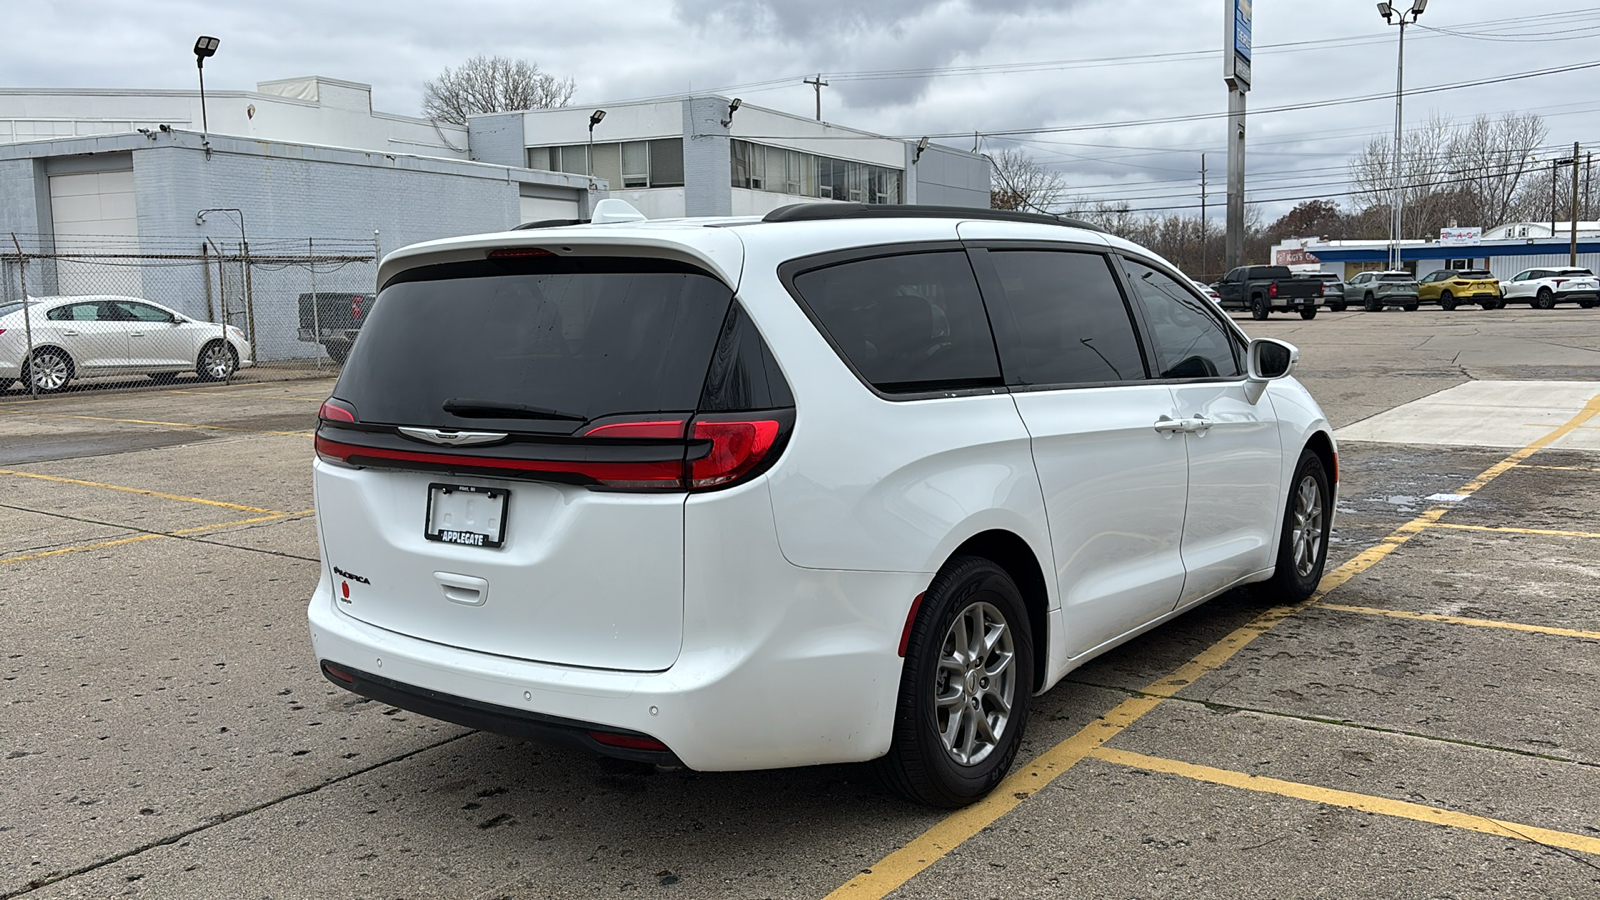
[
  {"left": 50, "top": 170, "right": 140, "bottom": 296},
  {"left": 519, "top": 195, "right": 580, "bottom": 226}
]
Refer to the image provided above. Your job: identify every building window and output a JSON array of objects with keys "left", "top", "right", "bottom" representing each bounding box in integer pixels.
[
  {"left": 527, "top": 139, "right": 684, "bottom": 188},
  {"left": 730, "top": 140, "right": 901, "bottom": 204}
]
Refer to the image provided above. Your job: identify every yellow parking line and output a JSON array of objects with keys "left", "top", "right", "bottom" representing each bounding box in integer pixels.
[
  {"left": 1428, "top": 522, "right": 1600, "bottom": 539},
  {"left": 1320, "top": 603, "right": 1600, "bottom": 641},
  {"left": 827, "top": 392, "right": 1600, "bottom": 899},
  {"left": 0, "top": 509, "right": 314, "bottom": 566},
  {"left": 166, "top": 389, "right": 327, "bottom": 402},
  {"left": 1092, "top": 748, "right": 1600, "bottom": 857},
  {"left": 0, "top": 468, "right": 284, "bottom": 514},
  {"left": 0, "top": 407, "right": 311, "bottom": 436}
]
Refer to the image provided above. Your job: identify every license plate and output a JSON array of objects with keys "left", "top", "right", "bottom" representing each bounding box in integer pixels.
[{"left": 425, "top": 483, "right": 507, "bottom": 549}]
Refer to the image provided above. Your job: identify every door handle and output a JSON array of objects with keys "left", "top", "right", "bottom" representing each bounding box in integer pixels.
[
  {"left": 62, "top": 330, "right": 79, "bottom": 336},
  {"left": 1154, "top": 415, "right": 1191, "bottom": 434},
  {"left": 1188, "top": 415, "right": 1214, "bottom": 435},
  {"left": 130, "top": 332, "right": 146, "bottom": 338}
]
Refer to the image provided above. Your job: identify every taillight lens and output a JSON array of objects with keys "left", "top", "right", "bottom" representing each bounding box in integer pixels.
[
  {"left": 586, "top": 731, "right": 670, "bottom": 752},
  {"left": 689, "top": 419, "right": 782, "bottom": 488},
  {"left": 488, "top": 248, "right": 555, "bottom": 259},
  {"left": 318, "top": 398, "right": 357, "bottom": 422},
  {"left": 1268, "top": 283, "right": 1279, "bottom": 298},
  {"left": 580, "top": 419, "right": 687, "bottom": 439}
]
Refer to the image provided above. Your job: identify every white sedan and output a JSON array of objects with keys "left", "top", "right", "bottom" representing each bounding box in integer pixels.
[{"left": 0, "top": 295, "right": 253, "bottom": 393}]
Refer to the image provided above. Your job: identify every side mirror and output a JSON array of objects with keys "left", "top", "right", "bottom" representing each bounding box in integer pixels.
[{"left": 1248, "top": 338, "right": 1298, "bottom": 381}]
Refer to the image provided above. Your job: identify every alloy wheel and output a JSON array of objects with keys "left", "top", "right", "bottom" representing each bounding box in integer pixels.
[
  {"left": 201, "top": 344, "right": 236, "bottom": 379},
  {"left": 933, "top": 601, "right": 1016, "bottom": 767},
  {"left": 1291, "top": 473, "right": 1324, "bottom": 578},
  {"left": 29, "top": 352, "right": 69, "bottom": 392}
]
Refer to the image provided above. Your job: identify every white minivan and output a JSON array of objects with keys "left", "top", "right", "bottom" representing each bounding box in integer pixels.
[{"left": 308, "top": 202, "right": 1335, "bottom": 807}]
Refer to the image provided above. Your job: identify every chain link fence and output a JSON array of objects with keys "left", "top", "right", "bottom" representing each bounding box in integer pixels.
[{"left": 1, "top": 236, "right": 376, "bottom": 397}]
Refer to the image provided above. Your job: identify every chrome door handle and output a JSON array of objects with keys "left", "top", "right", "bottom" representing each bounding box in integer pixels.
[
  {"left": 130, "top": 332, "right": 146, "bottom": 337},
  {"left": 62, "top": 330, "right": 79, "bottom": 336}
]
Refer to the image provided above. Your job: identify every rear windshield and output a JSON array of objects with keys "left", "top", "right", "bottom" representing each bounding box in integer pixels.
[
  {"left": 1558, "top": 269, "right": 1594, "bottom": 276},
  {"left": 335, "top": 257, "right": 733, "bottom": 433},
  {"left": 1249, "top": 266, "right": 1293, "bottom": 279},
  {"left": 1460, "top": 270, "right": 1492, "bottom": 278},
  {"left": 1379, "top": 274, "right": 1414, "bottom": 282}
]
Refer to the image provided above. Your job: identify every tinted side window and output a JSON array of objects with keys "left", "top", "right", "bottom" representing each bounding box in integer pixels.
[
  {"left": 789, "top": 251, "right": 1001, "bottom": 393},
  {"left": 699, "top": 302, "right": 794, "bottom": 411},
  {"left": 114, "top": 301, "right": 172, "bottom": 322},
  {"left": 982, "top": 250, "right": 1146, "bottom": 385},
  {"left": 1122, "top": 259, "right": 1242, "bottom": 379}
]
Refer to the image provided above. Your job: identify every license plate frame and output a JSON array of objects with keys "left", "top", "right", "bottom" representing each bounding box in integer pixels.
[{"left": 424, "top": 483, "right": 508, "bottom": 549}]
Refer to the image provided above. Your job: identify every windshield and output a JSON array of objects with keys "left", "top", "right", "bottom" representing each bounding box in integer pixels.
[
  {"left": 0, "top": 300, "right": 38, "bottom": 317},
  {"left": 333, "top": 256, "right": 734, "bottom": 434}
]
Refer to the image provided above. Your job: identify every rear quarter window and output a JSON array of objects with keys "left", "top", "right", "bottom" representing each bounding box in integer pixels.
[{"left": 786, "top": 250, "right": 1002, "bottom": 395}]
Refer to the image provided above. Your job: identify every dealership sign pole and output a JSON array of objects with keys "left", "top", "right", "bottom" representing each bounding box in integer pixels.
[{"left": 1223, "top": 0, "right": 1251, "bottom": 271}]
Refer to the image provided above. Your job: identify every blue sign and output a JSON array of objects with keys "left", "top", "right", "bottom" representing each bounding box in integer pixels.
[{"left": 1235, "top": 0, "right": 1252, "bottom": 62}]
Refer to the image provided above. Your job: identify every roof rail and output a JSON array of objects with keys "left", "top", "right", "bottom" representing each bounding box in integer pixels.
[
  {"left": 512, "top": 218, "right": 588, "bottom": 230},
  {"left": 761, "top": 202, "right": 1101, "bottom": 232}
]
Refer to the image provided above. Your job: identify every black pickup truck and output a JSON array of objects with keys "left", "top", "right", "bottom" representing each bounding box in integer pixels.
[
  {"left": 297, "top": 291, "right": 372, "bottom": 363},
  {"left": 1213, "top": 265, "right": 1325, "bottom": 320}
]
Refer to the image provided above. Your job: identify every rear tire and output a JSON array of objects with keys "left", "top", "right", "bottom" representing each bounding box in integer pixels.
[
  {"left": 1268, "top": 449, "right": 1332, "bottom": 603},
  {"left": 1251, "top": 295, "right": 1270, "bottom": 320},
  {"left": 27, "top": 348, "right": 74, "bottom": 393},
  {"left": 1299, "top": 307, "right": 1317, "bottom": 320},
  {"left": 1536, "top": 288, "right": 1556, "bottom": 310},
  {"left": 325, "top": 341, "right": 351, "bottom": 364},
  {"left": 877, "top": 556, "right": 1033, "bottom": 808}
]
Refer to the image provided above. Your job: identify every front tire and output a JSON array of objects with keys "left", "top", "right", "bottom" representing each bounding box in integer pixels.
[
  {"left": 1299, "top": 306, "right": 1317, "bottom": 320},
  {"left": 1268, "top": 449, "right": 1332, "bottom": 603},
  {"left": 1364, "top": 293, "right": 1380, "bottom": 312},
  {"left": 877, "top": 556, "right": 1034, "bottom": 808},
  {"left": 1402, "top": 303, "right": 1419, "bottom": 312},
  {"left": 1440, "top": 291, "right": 1456, "bottom": 311},
  {"left": 1329, "top": 301, "right": 1347, "bottom": 312},
  {"left": 197, "top": 341, "right": 239, "bottom": 381}
]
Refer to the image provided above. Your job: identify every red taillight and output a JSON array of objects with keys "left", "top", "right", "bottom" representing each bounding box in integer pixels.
[
  {"left": 1268, "top": 283, "right": 1279, "bottom": 298},
  {"left": 1316, "top": 283, "right": 1325, "bottom": 296},
  {"left": 313, "top": 435, "right": 684, "bottom": 487},
  {"left": 318, "top": 398, "right": 357, "bottom": 423},
  {"left": 351, "top": 296, "right": 364, "bottom": 321},
  {"left": 587, "top": 731, "right": 669, "bottom": 752},
  {"left": 689, "top": 419, "right": 781, "bottom": 488},
  {"left": 488, "top": 248, "right": 556, "bottom": 259},
  {"left": 580, "top": 419, "right": 687, "bottom": 439}
]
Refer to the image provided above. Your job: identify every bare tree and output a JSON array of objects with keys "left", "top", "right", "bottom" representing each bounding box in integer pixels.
[
  {"left": 423, "top": 55, "right": 576, "bottom": 126},
  {"left": 989, "top": 148, "right": 1065, "bottom": 212}
]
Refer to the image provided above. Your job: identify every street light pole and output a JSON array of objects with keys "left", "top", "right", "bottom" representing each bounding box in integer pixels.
[
  {"left": 193, "top": 36, "right": 219, "bottom": 154},
  {"left": 1378, "top": 1, "right": 1426, "bottom": 272}
]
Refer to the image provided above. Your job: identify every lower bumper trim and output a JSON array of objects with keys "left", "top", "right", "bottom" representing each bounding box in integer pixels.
[{"left": 319, "top": 660, "right": 684, "bottom": 766}]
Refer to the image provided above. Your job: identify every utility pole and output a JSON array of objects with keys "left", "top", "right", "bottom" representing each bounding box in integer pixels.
[
  {"left": 1570, "top": 142, "right": 1581, "bottom": 265},
  {"left": 1223, "top": 0, "right": 1251, "bottom": 271},
  {"left": 804, "top": 74, "right": 828, "bottom": 121},
  {"left": 1378, "top": 2, "right": 1427, "bottom": 271},
  {"left": 1586, "top": 152, "right": 1593, "bottom": 221},
  {"left": 1200, "top": 153, "right": 1209, "bottom": 276}
]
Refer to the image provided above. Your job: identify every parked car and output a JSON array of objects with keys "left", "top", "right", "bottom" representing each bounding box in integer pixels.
[
  {"left": 1190, "top": 278, "right": 1223, "bottom": 304},
  {"left": 297, "top": 291, "right": 373, "bottom": 363},
  {"left": 307, "top": 201, "right": 1336, "bottom": 808},
  {"left": 1213, "top": 265, "right": 1325, "bottom": 319},
  {"left": 1417, "top": 269, "right": 1502, "bottom": 310},
  {"left": 1304, "top": 272, "right": 1347, "bottom": 311},
  {"left": 0, "top": 295, "right": 252, "bottom": 393},
  {"left": 1500, "top": 267, "right": 1600, "bottom": 309},
  {"left": 1346, "top": 271, "right": 1421, "bottom": 311}
]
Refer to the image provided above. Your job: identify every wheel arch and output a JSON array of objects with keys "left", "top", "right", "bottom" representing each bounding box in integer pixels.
[{"left": 946, "top": 529, "right": 1050, "bottom": 692}]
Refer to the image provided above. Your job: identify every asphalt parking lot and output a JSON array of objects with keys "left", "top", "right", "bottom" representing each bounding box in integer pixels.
[{"left": 3, "top": 306, "right": 1599, "bottom": 899}]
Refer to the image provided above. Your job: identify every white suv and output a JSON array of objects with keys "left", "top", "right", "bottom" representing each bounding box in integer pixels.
[
  {"left": 308, "top": 202, "right": 1336, "bottom": 807},
  {"left": 1500, "top": 267, "right": 1600, "bottom": 309}
]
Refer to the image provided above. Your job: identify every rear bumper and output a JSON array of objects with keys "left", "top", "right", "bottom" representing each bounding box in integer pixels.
[{"left": 307, "top": 470, "right": 928, "bottom": 773}]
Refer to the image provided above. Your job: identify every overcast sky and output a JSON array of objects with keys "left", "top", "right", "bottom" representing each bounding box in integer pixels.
[{"left": 6, "top": 0, "right": 1598, "bottom": 221}]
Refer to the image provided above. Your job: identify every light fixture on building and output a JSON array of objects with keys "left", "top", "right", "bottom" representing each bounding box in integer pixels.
[
  {"left": 914, "top": 136, "right": 930, "bottom": 164},
  {"left": 721, "top": 98, "right": 742, "bottom": 127},
  {"left": 194, "top": 35, "right": 220, "bottom": 155}
]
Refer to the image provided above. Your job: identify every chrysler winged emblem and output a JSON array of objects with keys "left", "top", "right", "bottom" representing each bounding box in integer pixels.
[{"left": 397, "top": 427, "right": 508, "bottom": 447}]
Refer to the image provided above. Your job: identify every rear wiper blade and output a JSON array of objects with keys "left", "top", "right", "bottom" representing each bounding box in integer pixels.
[{"left": 442, "top": 398, "right": 587, "bottom": 422}]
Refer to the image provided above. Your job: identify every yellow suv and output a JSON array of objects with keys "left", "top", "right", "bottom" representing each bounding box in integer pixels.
[{"left": 1417, "top": 269, "right": 1502, "bottom": 310}]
